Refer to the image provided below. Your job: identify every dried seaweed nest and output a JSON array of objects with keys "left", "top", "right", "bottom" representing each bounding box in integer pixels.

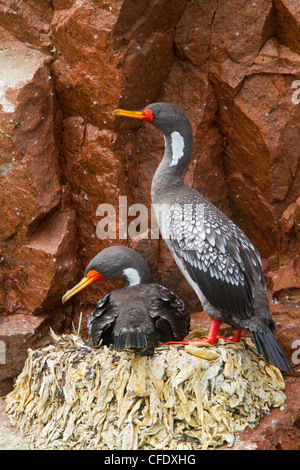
[{"left": 5, "top": 328, "right": 286, "bottom": 450}]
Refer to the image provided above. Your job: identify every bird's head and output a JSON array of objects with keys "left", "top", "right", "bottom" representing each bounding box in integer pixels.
[
  {"left": 62, "top": 246, "right": 151, "bottom": 304},
  {"left": 114, "top": 102, "right": 191, "bottom": 136}
]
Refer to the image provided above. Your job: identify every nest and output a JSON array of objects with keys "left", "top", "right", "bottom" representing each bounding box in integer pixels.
[{"left": 5, "top": 329, "right": 286, "bottom": 450}]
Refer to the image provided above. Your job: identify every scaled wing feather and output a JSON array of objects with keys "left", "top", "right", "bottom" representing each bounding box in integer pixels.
[{"left": 168, "top": 200, "right": 265, "bottom": 321}]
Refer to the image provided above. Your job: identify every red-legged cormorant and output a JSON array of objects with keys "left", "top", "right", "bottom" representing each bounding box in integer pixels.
[
  {"left": 114, "top": 103, "right": 293, "bottom": 372},
  {"left": 62, "top": 245, "right": 190, "bottom": 355}
]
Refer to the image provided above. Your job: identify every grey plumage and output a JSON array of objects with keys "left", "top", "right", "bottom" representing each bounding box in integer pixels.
[
  {"left": 117, "top": 102, "right": 292, "bottom": 372},
  {"left": 83, "top": 246, "right": 190, "bottom": 355},
  {"left": 167, "top": 195, "right": 260, "bottom": 322},
  {"left": 88, "top": 283, "right": 189, "bottom": 355}
]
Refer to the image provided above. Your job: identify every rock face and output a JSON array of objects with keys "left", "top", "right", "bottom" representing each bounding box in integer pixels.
[{"left": 0, "top": 0, "right": 299, "bottom": 447}]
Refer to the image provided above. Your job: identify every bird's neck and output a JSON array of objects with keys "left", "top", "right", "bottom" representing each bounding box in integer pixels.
[
  {"left": 122, "top": 267, "right": 150, "bottom": 287},
  {"left": 151, "top": 130, "right": 193, "bottom": 204}
]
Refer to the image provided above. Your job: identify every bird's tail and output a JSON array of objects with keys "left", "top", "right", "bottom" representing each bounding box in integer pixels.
[
  {"left": 251, "top": 328, "right": 293, "bottom": 373},
  {"left": 114, "top": 328, "right": 150, "bottom": 352}
]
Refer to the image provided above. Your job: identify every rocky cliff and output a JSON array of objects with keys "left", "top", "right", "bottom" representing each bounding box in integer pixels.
[{"left": 0, "top": 0, "right": 299, "bottom": 447}]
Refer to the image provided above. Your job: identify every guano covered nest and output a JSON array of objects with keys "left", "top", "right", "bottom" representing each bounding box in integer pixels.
[{"left": 5, "top": 329, "right": 286, "bottom": 450}]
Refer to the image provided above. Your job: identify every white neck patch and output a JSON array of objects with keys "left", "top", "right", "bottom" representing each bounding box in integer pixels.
[
  {"left": 170, "top": 131, "right": 185, "bottom": 167},
  {"left": 123, "top": 268, "right": 141, "bottom": 286}
]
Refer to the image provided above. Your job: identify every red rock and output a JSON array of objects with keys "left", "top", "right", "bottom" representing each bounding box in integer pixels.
[
  {"left": 20, "top": 208, "right": 79, "bottom": 314},
  {"left": 190, "top": 311, "right": 211, "bottom": 331},
  {"left": 0, "top": 314, "right": 49, "bottom": 395},
  {"left": 0, "top": 30, "right": 63, "bottom": 316},
  {"left": 51, "top": 0, "right": 187, "bottom": 127},
  {"left": 295, "top": 197, "right": 300, "bottom": 252},
  {"left": 0, "top": 2, "right": 53, "bottom": 53},
  {"left": 249, "top": 38, "right": 300, "bottom": 75},
  {"left": 209, "top": 0, "right": 275, "bottom": 98},
  {"left": 114, "top": 0, "right": 188, "bottom": 109},
  {"left": 228, "top": 76, "right": 297, "bottom": 201},
  {"left": 280, "top": 202, "right": 297, "bottom": 240},
  {"left": 221, "top": 40, "right": 300, "bottom": 257},
  {"left": 211, "top": 0, "right": 275, "bottom": 65},
  {"left": 174, "top": 0, "right": 217, "bottom": 66},
  {"left": 51, "top": 0, "right": 123, "bottom": 127},
  {"left": 267, "top": 258, "right": 300, "bottom": 302},
  {"left": 274, "top": 0, "right": 300, "bottom": 54},
  {"left": 226, "top": 174, "right": 281, "bottom": 258}
]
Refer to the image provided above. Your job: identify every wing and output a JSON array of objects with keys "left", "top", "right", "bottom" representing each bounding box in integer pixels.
[
  {"left": 168, "top": 199, "right": 265, "bottom": 322},
  {"left": 87, "top": 293, "right": 118, "bottom": 347},
  {"left": 148, "top": 285, "right": 190, "bottom": 341}
]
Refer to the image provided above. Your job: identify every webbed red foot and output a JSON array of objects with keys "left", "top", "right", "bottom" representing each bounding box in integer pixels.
[
  {"left": 163, "top": 336, "right": 218, "bottom": 346},
  {"left": 163, "top": 320, "right": 242, "bottom": 347},
  {"left": 218, "top": 329, "right": 241, "bottom": 343}
]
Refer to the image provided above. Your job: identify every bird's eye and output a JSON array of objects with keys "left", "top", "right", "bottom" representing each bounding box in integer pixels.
[{"left": 153, "top": 110, "right": 160, "bottom": 115}]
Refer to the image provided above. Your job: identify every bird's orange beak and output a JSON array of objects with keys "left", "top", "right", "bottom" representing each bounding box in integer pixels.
[
  {"left": 113, "top": 108, "right": 153, "bottom": 123},
  {"left": 62, "top": 270, "right": 105, "bottom": 304}
]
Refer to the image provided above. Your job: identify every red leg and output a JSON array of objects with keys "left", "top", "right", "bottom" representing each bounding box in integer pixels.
[
  {"left": 163, "top": 319, "right": 222, "bottom": 346},
  {"left": 218, "top": 329, "right": 242, "bottom": 342}
]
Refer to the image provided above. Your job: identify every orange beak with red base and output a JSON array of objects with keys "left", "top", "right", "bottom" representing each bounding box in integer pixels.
[
  {"left": 113, "top": 108, "right": 153, "bottom": 123},
  {"left": 62, "top": 270, "right": 105, "bottom": 304}
]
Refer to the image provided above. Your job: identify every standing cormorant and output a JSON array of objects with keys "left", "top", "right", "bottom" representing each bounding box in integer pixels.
[{"left": 114, "top": 103, "right": 292, "bottom": 372}]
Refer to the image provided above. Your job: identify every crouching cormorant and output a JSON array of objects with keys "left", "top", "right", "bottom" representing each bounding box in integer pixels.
[{"left": 62, "top": 245, "right": 190, "bottom": 355}]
